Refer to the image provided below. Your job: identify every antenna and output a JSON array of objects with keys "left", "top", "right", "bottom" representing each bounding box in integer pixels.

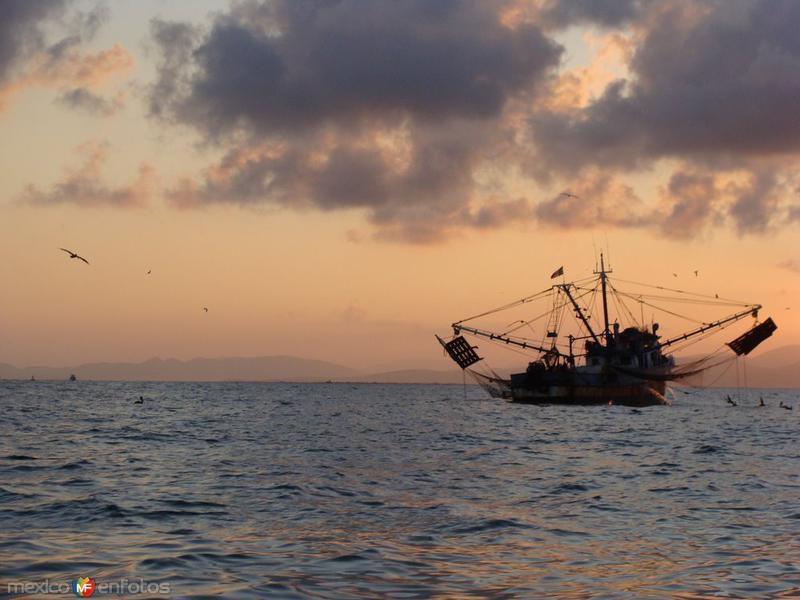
[{"left": 639, "top": 295, "right": 644, "bottom": 328}]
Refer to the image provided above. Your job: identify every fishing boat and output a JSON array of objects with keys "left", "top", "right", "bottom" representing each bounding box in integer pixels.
[{"left": 437, "top": 255, "right": 776, "bottom": 407}]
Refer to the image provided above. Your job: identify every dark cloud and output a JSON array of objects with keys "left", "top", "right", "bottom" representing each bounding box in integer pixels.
[
  {"left": 0, "top": 0, "right": 70, "bottom": 83},
  {"left": 167, "top": 123, "right": 534, "bottom": 242},
  {"left": 148, "top": 19, "right": 198, "bottom": 120},
  {"left": 523, "top": 0, "right": 800, "bottom": 240},
  {"left": 149, "top": 0, "right": 800, "bottom": 242},
  {"left": 23, "top": 141, "right": 154, "bottom": 208},
  {"left": 151, "top": 0, "right": 561, "bottom": 241},
  {"left": 56, "top": 87, "right": 124, "bottom": 116},
  {"left": 151, "top": 1, "right": 561, "bottom": 137},
  {"left": 538, "top": 0, "right": 647, "bottom": 29},
  {"left": 531, "top": 0, "right": 800, "bottom": 171}
]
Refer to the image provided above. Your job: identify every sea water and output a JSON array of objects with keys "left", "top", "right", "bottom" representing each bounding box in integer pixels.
[{"left": 1, "top": 381, "right": 798, "bottom": 598}]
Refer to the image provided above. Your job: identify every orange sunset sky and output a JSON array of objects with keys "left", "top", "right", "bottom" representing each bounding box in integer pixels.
[{"left": 1, "top": 0, "right": 798, "bottom": 370}]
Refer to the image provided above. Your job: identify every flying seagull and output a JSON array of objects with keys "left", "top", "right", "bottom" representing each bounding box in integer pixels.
[
  {"left": 203, "top": 307, "right": 208, "bottom": 312},
  {"left": 59, "top": 248, "right": 89, "bottom": 265},
  {"left": 694, "top": 270, "right": 699, "bottom": 277},
  {"left": 146, "top": 270, "right": 151, "bottom": 275},
  {"left": 559, "top": 191, "right": 579, "bottom": 199}
]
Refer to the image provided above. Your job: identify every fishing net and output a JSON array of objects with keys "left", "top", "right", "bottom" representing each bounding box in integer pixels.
[{"left": 466, "top": 368, "right": 512, "bottom": 399}]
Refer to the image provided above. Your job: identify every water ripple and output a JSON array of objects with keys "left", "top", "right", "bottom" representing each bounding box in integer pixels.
[{"left": 1, "top": 381, "right": 798, "bottom": 598}]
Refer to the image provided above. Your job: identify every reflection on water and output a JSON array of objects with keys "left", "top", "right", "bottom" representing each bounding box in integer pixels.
[{"left": 1, "top": 381, "right": 799, "bottom": 598}]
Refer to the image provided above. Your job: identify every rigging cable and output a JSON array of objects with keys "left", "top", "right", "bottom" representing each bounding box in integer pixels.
[
  {"left": 455, "top": 274, "right": 599, "bottom": 325},
  {"left": 611, "top": 277, "right": 754, "bottom": 306},
  {"left": 609, "top": 281, "right": 650, "bottom": 327},
  {"left": 704, "top": 354, "right": 738, "bottom": 387}
]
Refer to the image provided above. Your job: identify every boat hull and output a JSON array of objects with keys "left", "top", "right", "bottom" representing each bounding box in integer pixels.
[
  {"left": 508, "top": 381, "right": 667, "bottom": 407},
  {"left": 507, "top": 368, "right": 668, "bottom": 407}
]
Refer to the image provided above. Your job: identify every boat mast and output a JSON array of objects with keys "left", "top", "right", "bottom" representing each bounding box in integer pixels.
[
  {"left": 594, "top": 253, "right": 612, "bottom": 344},
  {"left": 559, "top": 284, "right": 600, "bottom": 345}
]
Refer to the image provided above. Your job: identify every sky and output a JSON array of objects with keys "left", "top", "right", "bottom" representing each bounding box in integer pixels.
[{"left": 0, "top": 0, "right": 798, "bottom": 370}]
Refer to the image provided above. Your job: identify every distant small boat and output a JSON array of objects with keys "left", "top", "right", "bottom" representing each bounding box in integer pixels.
[{"left": 69, "top": 374, "right": 77, "bottom": 381}]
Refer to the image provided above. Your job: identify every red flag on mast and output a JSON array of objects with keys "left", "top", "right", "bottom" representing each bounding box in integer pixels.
[{"left": 550, "top": 266, "right": 564, "bottom": 279}]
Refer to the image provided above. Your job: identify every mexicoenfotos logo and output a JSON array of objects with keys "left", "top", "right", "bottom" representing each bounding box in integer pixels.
[
  {"left": 73, "top": 577, "right": 96, "bottom": 597},
  {"left": 5, "top": 577, "right": 170, "bottom": 596}
]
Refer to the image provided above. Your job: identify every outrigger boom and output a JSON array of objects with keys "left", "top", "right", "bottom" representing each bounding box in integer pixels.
[
  {"left": 452, "top": 324, "right": 569, "bottom": 359},
  {"left": 658, "top": 305, "right": 761, "bottom": 349}
]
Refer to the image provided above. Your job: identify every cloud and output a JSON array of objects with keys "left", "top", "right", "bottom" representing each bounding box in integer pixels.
[
  {"left": 0, "top": 0, "right": 71, "bottom": 84},
  {"left": 530, "top": 1, "right": 800, "bottom": 171},
  {"left": 727, "top": 170, "right": 783, "bottom": 234},
  {"left": 654, "top": 166, "right": 800, "bottom": 238},
  {"left": 151, "top": 2, "right": 560, "bottom": 137},
  {"left": 521, "top": 0, "right": 800, "bottom": 240},
  {"left": 656, "top": 170, "right": 723, "bottom": 238},
  {"left": 533, "top": 164, "right": 798, "bottom": 239},
  {"left": 537, "top": 0, "right": 647, "bottom": 29},
  {"left": 543, "top": 32, "right": 633, "bottom": 112},
  {"left": 1, "top": 42, "right": 134, "bottom": 109},
  {"left": 56, "top": 87, "right": 125, "bottom": 116},
  {"left": 22, "top": 140, "right": 155, "bottom": 208},
  {"left": 535, "top": 170, "right": 647, "bottom": 229},
  {"left": 166, "top": 128, "right": 537, "bottom": 242},
  {"left": 38, "top": 42, "right": 133, "bottom": 88},
  {"left": 777, "top": 259, "right": 800, "bottom": 274},
  {"left": 147, "top": 0, "right": 800, "bottom": 242},
  {"left": 149, "top": 1, "right": 560, "bottom": 241},
  {"left": 148, "top": 19, "right": 198, "bottom": 120},
  {"left": 0, "top": 2, "right": 133, "bottom": 113}
]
